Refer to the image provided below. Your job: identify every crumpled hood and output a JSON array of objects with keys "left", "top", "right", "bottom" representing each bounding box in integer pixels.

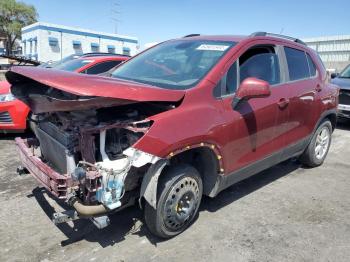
[
  {"left": 6, "top": 66, "right": 185, "bottom": 113},
  {"left": 331, "top": 77, "right": 350, "bottom": 90}
]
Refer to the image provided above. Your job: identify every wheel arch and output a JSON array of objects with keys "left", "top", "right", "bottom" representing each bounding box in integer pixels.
[
  {"left": 166, "top": 145, "right": 222, "bottom": 196},
  {"left": 139, "top": 144, "right": 223, "bottom": 209}
]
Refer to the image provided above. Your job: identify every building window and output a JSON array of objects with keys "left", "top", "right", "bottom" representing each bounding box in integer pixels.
[
  {"left": 107, "top": 45, "right": 116, "bottom": 54},
  {"left": 73, "top": 40, "right": 82, "bottom": 54},
  {"left": 91, "top": 42, "right": 99, "bottom": 52},
  {"left": 73, "top": 40, "right": 81, "bottom": 49},
  {"left": 123, "top": 47, "right": 130, "bottom": 56},
  {"left": 49, "top": 37, "right": 58, "bottom": 47}
]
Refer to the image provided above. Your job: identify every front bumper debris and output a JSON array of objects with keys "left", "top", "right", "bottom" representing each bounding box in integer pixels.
[{"left": 15, "top": 137, "right": 71, "bottom": 199}]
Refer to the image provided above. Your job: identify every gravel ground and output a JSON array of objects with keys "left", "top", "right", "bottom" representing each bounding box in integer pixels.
[{"left": 0, "top": 122, "right": 350, "bottom": 262}]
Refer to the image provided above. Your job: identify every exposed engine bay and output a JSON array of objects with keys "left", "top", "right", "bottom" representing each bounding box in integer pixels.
[
  {"left": 30, "top": 102, "right": 171, "bottom": 213},
  {"left": 7, "top": 66, "right": 185, "bottom": 228}
]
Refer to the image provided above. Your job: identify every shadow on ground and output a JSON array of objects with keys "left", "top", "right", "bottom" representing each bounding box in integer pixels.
[
  {"left": 29, "top": 158, "right": 301, "bottom": 248},
  {"left": 0, "top": 130, "right": 33, "bottom": 141},
  {"left": 336, "top": 119, "right": 350, "bottom": 131}
]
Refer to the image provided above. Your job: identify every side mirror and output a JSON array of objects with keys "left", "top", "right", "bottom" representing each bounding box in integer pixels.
[
  {"left": 331, "top": 73, "right": 339, "bottom": 79},
  {"left": 232, "top": 77, "right": 271, "bottom": 109}
]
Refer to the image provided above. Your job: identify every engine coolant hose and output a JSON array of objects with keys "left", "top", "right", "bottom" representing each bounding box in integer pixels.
[{"left": 69, "top": 197, "right": 108, "bottom": 218}]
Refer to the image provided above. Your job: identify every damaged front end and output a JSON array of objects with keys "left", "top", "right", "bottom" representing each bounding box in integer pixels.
[{"left": 8, "top": 67, "right": 183, "bottom": 228}]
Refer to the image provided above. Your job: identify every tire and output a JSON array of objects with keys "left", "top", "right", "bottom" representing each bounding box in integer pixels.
[
  {"left": 144, "top": 164, "right": 203, "bottom": 239},
  {"left": 299, "top": 120, "right": 332, "bottom": 167}
]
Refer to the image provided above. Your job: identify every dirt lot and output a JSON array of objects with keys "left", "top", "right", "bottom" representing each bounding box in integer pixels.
[{"left": 1, "top": 122, "right": 350, "bottom": 262}]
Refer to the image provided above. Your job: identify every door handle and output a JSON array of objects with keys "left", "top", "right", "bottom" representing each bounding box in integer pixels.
[
  {"left": 315, "top": 84, "right": 322, "bottom": 92},
  {"left": 278, "top": 98, "right": 289, "bottom": 109}
]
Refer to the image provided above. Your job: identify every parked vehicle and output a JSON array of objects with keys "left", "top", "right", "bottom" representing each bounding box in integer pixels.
[
  {"left": 0, "top": 53, "right": 128, "bottom": 132},
  {"left": 331, "top": 64, "right": 350, "bottom": 119},
  {"left": 9, "top": 33, "right": 338, "bottom": 238}
]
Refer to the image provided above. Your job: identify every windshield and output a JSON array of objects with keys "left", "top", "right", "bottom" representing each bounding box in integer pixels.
[
  {"left": 111, "top": 40, "right": 236, "bottom": 89},
  {"left": 339, "top": 65, "right": 350, "bottom": 78},
  {"left": 38, "top": 54, "right": 83, "bottom": 69},
  {"left": 54, "top": 59, "right": 92, "bottom": 72}
]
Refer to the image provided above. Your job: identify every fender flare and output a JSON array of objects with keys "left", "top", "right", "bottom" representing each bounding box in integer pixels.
[{"left": 139, "top": 159, "right": 168, "bottom": 209}]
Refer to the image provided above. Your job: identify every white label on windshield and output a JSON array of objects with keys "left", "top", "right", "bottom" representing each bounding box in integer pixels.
[{"left": 196, "top": 44, "right": 229, "bottom": 51}]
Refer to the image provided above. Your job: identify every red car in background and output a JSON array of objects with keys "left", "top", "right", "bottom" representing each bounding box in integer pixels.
[{"left": 0, "top": 53, "right": 128, "bottom": 133}]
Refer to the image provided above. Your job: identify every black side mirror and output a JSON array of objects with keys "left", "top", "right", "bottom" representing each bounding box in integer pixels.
[{"left": 331, "top": 73, "right": 339, "bottom": 79}]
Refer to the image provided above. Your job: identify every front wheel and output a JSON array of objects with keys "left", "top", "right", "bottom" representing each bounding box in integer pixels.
[
  {"left": 299, "top": 120, "right": 332, "bottom": 167},
  {"left": 144, "top": 164, "right": 203, "bottom": 238}
]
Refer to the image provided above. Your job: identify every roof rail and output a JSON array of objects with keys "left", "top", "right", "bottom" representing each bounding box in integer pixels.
[
  {"left": 250, "top": 32, "right": 306, "bottom": 46},
  {"left": 183, "top": 34, "right": 201, "bottom": 38}
]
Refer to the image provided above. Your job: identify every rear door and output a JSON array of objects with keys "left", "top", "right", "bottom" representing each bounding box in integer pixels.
[
  {"left": 280, "top": 46, "right": 320, "bottom": 151},
  {"left": 217, "top": 42, "right": 290, "bottom": 174}
]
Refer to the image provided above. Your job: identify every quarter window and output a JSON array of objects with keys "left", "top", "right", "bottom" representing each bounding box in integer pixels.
[
  {"left": 306, "top": 53, "right": 317, "bottom": 77},
  {"left": 284, "top": 47, "right": 310, "bottom": 81}
]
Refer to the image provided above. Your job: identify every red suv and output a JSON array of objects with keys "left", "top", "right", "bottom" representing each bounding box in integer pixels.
[
  {"left": 0, "top": 53, "right": 128, "bottom": 133},
  {"left": 8, "top": 33, "right": 338, "bottom": 238}
]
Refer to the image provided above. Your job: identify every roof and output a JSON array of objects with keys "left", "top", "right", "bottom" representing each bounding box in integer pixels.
[{"left": 22, "top": 22, "right": 138, "bottom": 44}]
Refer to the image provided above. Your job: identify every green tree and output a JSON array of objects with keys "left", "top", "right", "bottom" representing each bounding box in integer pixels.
[{"left": 0, "top": 0, "right": 37, "bottom": 55}]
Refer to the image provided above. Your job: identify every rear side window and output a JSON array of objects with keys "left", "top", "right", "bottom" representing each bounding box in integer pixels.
[
  {"left": 84, "top": 60, "right": 122, "bottom": 74},
  {"left": 306, "top": 54, "right": 317, "bottom": 77},
  {"left": 284, "top": 47, "right": 310, "bottom": 81}
]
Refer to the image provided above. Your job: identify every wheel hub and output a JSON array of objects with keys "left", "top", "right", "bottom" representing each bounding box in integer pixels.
[
  {"left": 315, "top": 126, "right": 330, "bottom": 160},
  {"left": 163, "top": 177, "right": 200, "bottom": 231}
]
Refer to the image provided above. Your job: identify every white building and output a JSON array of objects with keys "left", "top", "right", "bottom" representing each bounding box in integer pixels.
[
  {"left": 21, "top": 22, "right": 139, "bottom": 62},
  {"left": 302, "top": 35, "right": 350, "bottom": 72}
]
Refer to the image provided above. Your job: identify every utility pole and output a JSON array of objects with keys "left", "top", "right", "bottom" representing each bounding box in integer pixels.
[{"left": 111, "top": 0, "right": 121, "bottom": 34}]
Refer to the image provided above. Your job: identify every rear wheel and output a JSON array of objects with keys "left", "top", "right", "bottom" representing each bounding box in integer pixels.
[
  {"left": 144, "top": 164, "right": 203, "bottom": 238},
  {"left": 299, "top": 120, "right": 332, "bottom": 167}
]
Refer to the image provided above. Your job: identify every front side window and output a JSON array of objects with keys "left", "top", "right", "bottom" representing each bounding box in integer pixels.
[
  {"left": 111, "top": 40, "right": 236, "bottom": 90},
  {"left": 240, "top": 53, "right": 280, "bottom": 85},
  {"left": 214, "top": 45, "right": 280, "bottom": 97},
  {"left": 284, "top": 47, "right": 310, "bottom": 81}
]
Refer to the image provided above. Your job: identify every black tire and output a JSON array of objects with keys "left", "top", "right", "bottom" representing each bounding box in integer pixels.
[
  {"left": 144, "top": 164, "right": 203, "bottom": 239},
  {"left": 299, "top": 120, "right": 332, "bottom": 167}
]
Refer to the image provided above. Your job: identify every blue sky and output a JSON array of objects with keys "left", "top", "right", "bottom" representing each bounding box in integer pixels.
[{"left": 22, "top": 0, "right": 350, "bottom": 47}]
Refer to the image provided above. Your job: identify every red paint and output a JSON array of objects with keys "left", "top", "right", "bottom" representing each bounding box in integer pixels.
[
  {"left": 235, "top": 77, "right": 271, "bottom": 100},
  {"left": 8, "top": 66, "right": 185, "bottom": 102},
  {"left": 15, "top": 137, "right": 70, "bottom": 198}
]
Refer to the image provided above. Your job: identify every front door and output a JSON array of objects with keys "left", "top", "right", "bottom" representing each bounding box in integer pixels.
[{"left": 217, "top": 44, "right": 290, "bottom": 174}]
